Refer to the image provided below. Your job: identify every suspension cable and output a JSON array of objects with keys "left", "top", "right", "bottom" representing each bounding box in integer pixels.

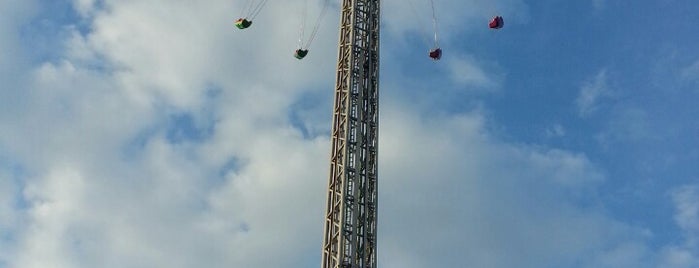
[
  {"left": 430, "top": 0, "right": 439, "bottom": 48},
  {"left": 240, "top": 0, "right": 253, "bottom": 18},
  {"left": 249, "top": 0, "right": 269, "bottom": 20},
  {"left": 303, "top": 0, "right": 329, "bottom": 49},
  {"left": 299, "top": 0, "right": 308, "bottom": 48},
  {"left": 408, "top": 0, "right": 434, "bottom": 49}
]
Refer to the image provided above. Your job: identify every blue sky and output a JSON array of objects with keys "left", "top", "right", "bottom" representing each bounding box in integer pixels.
[{"left": 1, "top": 0, "right": 698, "bottom": 267}]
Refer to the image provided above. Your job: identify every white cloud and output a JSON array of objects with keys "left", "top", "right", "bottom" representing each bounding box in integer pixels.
[
  {"left": 576, "top": 69, "right": 612, "bottom": 117},
  {"left": 377, "top": 103, "right": 631, "bottom": 268},
  {"left": 15, "top": 166, "right": 86, "bottom": 268},
  {"left": 681, "top": 59, "right": 699, "bottom": 87},
  {"left": 446, "top": 55, "right": 502, "bottom": 90},
  {"left": 72, "top": 0, "right": 96, "bottom": 17},
  {"left": 671, "top": 185, "right": 699, "bottom": 239},
  {"left": 594, "top": 106, "right": 653, "bottom": 147},
  {"left": 545, "top": 123, "right": 566, "bottom": 138},
  {"left": 654, "top": 185, "right": 699, "bottom": 268},
  {"left": 1, "top": 1, "right": 337, "bottom": 267},
  {"left": 0, "top": 1, "right": 694, "bottom": 268},
  {"left": 658, "top": 246, "right": 699, "bottom": 268}
]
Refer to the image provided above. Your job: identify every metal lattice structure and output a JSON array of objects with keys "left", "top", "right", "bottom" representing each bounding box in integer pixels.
[{"left": 321, "top": 0, "right": 380, "bottom": 267}]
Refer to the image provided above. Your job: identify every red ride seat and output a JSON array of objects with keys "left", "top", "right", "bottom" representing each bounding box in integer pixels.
[
  {"left": 429, "top": 48, "right": 442, "bottom": 60},
  {"left": 489, "top": 16, "right": 504, "bottom": 29}
]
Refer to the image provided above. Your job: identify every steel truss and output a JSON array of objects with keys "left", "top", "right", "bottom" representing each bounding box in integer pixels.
[{"left": 321, "top": 0, "right": 380, "bottom": 267}]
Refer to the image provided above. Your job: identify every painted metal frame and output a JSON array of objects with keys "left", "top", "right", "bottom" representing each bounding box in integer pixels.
[{"left": 322, "top": 0, "right": 380, "bottom": 267}]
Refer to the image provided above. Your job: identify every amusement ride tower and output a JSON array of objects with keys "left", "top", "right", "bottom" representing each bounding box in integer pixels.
[{"left": 321, "top": 0, "right": 380, "bottom": 267}]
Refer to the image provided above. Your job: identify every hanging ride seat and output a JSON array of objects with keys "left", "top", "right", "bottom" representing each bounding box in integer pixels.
[
  {"left": 294, "top": 49, "right": 309, "bottom": 59},
  {"left": 429, "top": 48, "right": 442, "bottom": 60},
  {"left": 235, "top": 18, "right": 252, "bottom": 29},
  {"left": 489, "top": 16, "right": 504, "bottom": 29}
]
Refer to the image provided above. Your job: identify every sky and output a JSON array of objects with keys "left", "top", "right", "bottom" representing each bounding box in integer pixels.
[{"left": 0, "top": 0, "right": 698, "bottom": 267}]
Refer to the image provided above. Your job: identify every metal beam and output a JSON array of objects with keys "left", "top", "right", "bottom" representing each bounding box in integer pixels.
[{"left": 322, "top": 0, "right": 379, "bottom": 267}]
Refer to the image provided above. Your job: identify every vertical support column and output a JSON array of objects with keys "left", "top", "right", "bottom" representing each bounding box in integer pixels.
[{"left": 322, "top": 0, "right": 379, "bottom": 267}]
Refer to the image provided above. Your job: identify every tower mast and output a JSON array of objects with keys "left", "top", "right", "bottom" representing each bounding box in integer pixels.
[{"left": 321, "top": 0, "right": 380, "bottom": 267}]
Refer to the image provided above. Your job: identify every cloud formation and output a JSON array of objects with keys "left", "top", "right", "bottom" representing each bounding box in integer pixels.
[
  {"left": 681, "top": 59, "right": 699, "bottom": 88},
  {"left": 655, "top": 185, "right": 699, "bottom": 268},
  {"left": 576, "top": 69, "right": 612, "bottom": 117},
  {"left": 0, "top": 1, "right": 696, "bottom": 268}
]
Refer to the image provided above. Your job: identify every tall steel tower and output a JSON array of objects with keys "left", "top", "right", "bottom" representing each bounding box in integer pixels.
[{"left": 321, "top": 0, "right": 380, "bottom": 267}]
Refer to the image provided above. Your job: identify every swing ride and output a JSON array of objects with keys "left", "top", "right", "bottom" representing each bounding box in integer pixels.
[
  {"left": 294, "top": 0, "right": 330, "bottom": 59},
  {"left": 234, "top": 0, "right": 269, "bottom": 29},
  {"left": 427, "top": 0, "right": 441, "bottom": 60},
  {"left": 233, "top": 0, "right": 503, "bottom": 60},
  {"left": 235, "top": 0, "right": 505, "bottom": 61},
  {"left": 429, "top": 48, "right": 442, "bottom": 60},
  {"left": 489, "top": 15, "right": 504, "bottom": 29},
  {"left": 230, "top": 1, "right": 505, "bottom": 267},
  {"left": 235, "top": 18, "right": 252, "bottom": 29}
]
